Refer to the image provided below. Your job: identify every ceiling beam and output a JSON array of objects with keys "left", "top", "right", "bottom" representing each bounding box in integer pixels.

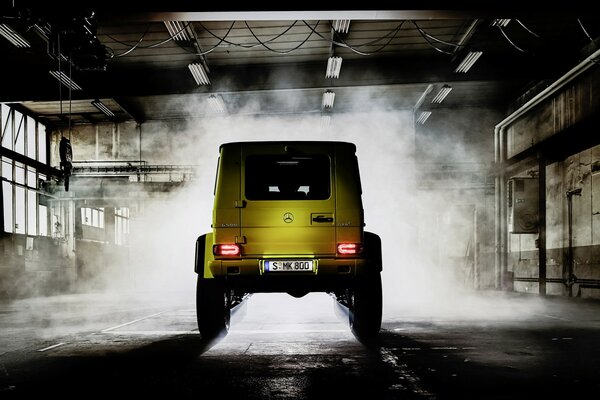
[
  {"left": 95, "top": 6, "right": 594, "bottom": 22},
  {"left": 13, "top": 0, "right": 593, "bottom": 22},
  {"left": 113, "top": 97, "right": 146, "bottom": 124},
  {"left": 0, "top": 54, "right": 563, "bottom": 103}
]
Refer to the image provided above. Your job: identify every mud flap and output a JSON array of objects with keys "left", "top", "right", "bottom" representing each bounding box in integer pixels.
[
  {"left": 195, "top": 233, "right": 215, "bottom": 278},
  {"left": 364, "top": 231, "right": 383, "bottom": 272}
]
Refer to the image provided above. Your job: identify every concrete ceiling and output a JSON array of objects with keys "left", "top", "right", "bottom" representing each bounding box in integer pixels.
[{"left": 1, "top": 4, "right": 599, "bottom": 126}]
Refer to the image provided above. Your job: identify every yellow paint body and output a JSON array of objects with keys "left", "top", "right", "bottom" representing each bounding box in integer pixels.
[{"left": 205, "top": 141, "right": 369, "bottom": 285}]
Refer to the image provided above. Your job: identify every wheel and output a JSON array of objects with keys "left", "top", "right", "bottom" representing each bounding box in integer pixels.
[
  {"left": 349, "top": 271, "right": 382, "bottom": 342},
  {"left": 196, "top": 276, "right": 230, "bottom": 340}
]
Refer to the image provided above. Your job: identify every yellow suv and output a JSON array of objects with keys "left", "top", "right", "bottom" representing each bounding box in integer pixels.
[{"left": 195, "top": 141, "right": 382, "bottom": 341}]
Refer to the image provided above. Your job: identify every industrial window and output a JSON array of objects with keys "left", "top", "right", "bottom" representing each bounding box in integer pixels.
[
  {"left": 81, "top": 207, "right": 105, "bottom": 228},
  {"left": 1, "top": 105, "right": 49, "bottom": 236},
  {"left": 2, "top": 181, "right": 11, "bottom": 232},
  {"left": 115, "top": 207, "right": 129, "bottom": 246},
  {"left": 245, "top": 154, "right": 331, "bottom": 200}
]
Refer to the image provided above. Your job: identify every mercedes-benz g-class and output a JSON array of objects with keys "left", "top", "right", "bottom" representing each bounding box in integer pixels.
[{"left": 194, "top": 141, "right": 382, "bottom": 341}]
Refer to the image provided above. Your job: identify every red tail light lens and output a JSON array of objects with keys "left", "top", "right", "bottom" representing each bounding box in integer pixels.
[
  {"left": 213, "top": 244, "right": 241, "bottom": 256},
  {"left": 337, "top": 243, "right": 363, "bottom": 255}
]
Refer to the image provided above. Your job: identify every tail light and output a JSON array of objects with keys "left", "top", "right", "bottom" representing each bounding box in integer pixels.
[
  {"left": 337, "top": 243, "right": 363, "bottom": 255},
  {"left": 213, "top": 244, "right": 241, "bottom": 256}
]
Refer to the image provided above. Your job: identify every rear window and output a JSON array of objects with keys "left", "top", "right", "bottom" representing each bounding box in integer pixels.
[{"left": 245, "top": 154, "right": 331, "bottom": 200}]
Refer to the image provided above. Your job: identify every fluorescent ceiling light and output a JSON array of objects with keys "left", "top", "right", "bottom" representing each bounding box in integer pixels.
[
  {"left": 431, "top": 85, "right": 453, "bottom": 104},
  {"left": 188, "top": 62, "right": 210, "bottom": 85},
  {"left": 32, "top": 23, "right": 51, "bottom": 41},
  {"left": 0, "top": 23, "right": 30, "bottom": 48},
  {"left": 164, "top": 21, "right": 193, "bottom": 41},
  {"left": 49, "top": 70, "right": 82, "bottom": 91},
  {"left": 325, "top": 56, "right": 343, "bottom": 79},
  {"left": 321, "top": 114, "right": 332, "bottom": 126},
  {"left": 332, "top": 20, "right": 351, "bottom": 34},
  {"left": 207, "top": 94, "right": 226, "bottom": 114},
  {"left": 491, "top": 19, "right": 511, "bottom": 27},
  {"left": 454, "top": 51, "right": 483, "bottom": 73},
  {"left": 322, "top": 91, "right": 335, "bottom": 109},
  {"left": 416, "top": 111, "right": 432, "bottom": 124},
  {"left": 414, "top": 84, "right": 433, "bottom": 111},
  {"left": 91, "top": 99, "right": 115, "bottom": 117}
]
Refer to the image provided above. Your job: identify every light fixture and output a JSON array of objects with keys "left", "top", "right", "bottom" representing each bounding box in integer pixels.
[
  {"left": 414, "top": 84, "right": 433, "bottom": 111},
  {"left": 321, "top": 114, "right": 332, "bottom": 127},
  {"left": 491, "top": 19, "right": 511, "bottom": 27},
  {"left": 454, "top": 51, "right": 483, "bottom": 73},
  {"left": 164, "top": 21, "right": 193, "bottom": 42},
  {"left": 416, "top": 111, "right": 432, "bottom": 124},
  {"left": 207, "top": 94, "right": 226, "bottom": 114},
  {"left": 32, "top": 23, "right": 51, "bottom": 41},
  {"left": 322, "top": 90, "right": 335, "bottom": 109},
  {"left": 49, "top": 70, "right": 82, "bottom": 91},
  {"left": 332, "top": 20, "right": 351, "bottom": 34},
  {"left": 188, "top": 62, "right": 210, "bottom": 85},
  {"left": 431, "top": 85, "right": 453, "bottom": 104},
  {"left": 91, "top": 99, "right": 115, "bottom": 117},
  {"left": 0, "top": 23, "right": 30, "bottom": 48},
  {"left": 326, "top": 56, "right": 343, "bottom": 79}
]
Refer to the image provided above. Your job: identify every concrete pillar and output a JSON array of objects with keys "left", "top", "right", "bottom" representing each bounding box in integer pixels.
[
  {"left": 104, "top": 207, "right": 115, "bottom": 244},
  {"left": 538, "top": 153, "right": 547, "bottom": 296}
]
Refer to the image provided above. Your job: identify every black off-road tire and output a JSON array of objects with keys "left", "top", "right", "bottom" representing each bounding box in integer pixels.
[
  {"left": 196, "top": 276, "right": 230, "bottom": 340},
  {"left": 350, "top": 271, "right": 383, "bottom": 342}
]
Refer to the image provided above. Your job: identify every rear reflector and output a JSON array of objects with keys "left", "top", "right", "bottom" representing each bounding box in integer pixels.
[
  {"left": 337, "top": 243, "right": 363, "bottom": 255},
  {"left": 213, "top": 244, "right": 241, "bottom": 256}
]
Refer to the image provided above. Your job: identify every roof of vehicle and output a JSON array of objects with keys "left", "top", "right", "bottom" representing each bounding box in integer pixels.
[{"left": 219, "top": 141, "right": 356, "bottom": 152}]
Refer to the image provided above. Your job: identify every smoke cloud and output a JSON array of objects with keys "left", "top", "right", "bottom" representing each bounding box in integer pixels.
[{"left": 113, "top": 99, "right": 545, "bottom": 323}]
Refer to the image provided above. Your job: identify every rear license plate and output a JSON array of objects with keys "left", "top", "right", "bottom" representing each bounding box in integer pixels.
[{"left": 264, "top": 260, "right": 314, "bottom": 272}]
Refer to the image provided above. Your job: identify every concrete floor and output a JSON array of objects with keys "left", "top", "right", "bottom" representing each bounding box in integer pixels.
[{"left": 1, "top": 290, "right": 600, "bottom": 399}]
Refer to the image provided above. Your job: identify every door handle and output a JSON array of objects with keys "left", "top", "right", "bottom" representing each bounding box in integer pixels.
[{"left": 313, "top": 216, "right": 334, "bottom": 223}]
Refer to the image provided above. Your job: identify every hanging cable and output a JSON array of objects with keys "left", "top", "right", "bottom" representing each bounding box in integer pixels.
[
  {"left": 112, "top": 24, "right": 151, "bottom": 58},
  {"left": 332, "top": 21, "right": 405, "bottom": 55},
  {"left": 199, "top": 20, "right": 405, "bottom": 52},
  {"left": 105, "top": 20, "right": 409, "bottom": 57},
  {"left": 515, "top": 19, "right": 541, "bottom": 38},
  {"left": 106, "top": 21, "right": 236, "bottom": 57},
  {"left": 497, "top": 26, "right": 528, "bottom": 53},
  {"left": 337, "top": 22, "right": 405, "bottom": 48},
  {"left": 105, "top": 22, "right": 191, "bottom": 49},
  {"left": 68, "top": 55, "right": 72, "bottom": 141},
  {"left": 199, "top": 21, "right": 299, "bottom": 49},
  {"left": 411, "top": 21, "right": 455, "bottom": 55},
  {"left": 244, "top": 20, "right": 318, "bottom": 54},
  {"left": 58, "top": 32, "right": 62, "bottom": 117},
  {"left": 419, "top": 35, "right": 455, "bottom": 55},
  {"left": 411, "top": 21, "right": 461, "bottom": 48},
  {"left": 301, "top": 20, "right": 405, "bottom": 56},
  {"left": 577, "top": 18, "right": 595, "bottom": 43},
  {"left": 577, "top": 18, "right": 599, "bottom": 64},
  {"left": 155, "top": 21, "right": 237, "bottom": 56},
  {"left": 192, "top": 21, "right": 236, "bottom": 56}
]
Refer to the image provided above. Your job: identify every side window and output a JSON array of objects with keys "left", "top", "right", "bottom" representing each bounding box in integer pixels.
[
  {"left": 213, "top": 157, "right": 220, "bottom": 195},
  {"left": 245, "top": 154, "right": 331, "bottom": 200}
]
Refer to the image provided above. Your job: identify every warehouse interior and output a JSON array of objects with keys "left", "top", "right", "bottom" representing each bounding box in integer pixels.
[{"left": 1, "top": 4, "right": 600, "bottom": 308}]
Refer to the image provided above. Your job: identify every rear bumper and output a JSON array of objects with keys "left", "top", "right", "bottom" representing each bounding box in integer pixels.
[
  {"left": 208, "top": 257, "right": 369, "bottom": 293},
  {"left": 210, "top": 257, "right": 368, "bottom": 276}
]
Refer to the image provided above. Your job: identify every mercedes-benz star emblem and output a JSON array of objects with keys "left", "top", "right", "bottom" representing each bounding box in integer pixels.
[{"left": 283, "top": 212, "right": 294, "bottom": 223}]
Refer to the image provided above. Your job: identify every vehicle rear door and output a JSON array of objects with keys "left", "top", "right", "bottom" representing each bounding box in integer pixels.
[{"left": 240, "top": 143, "right": 336, "bottom": 257}]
